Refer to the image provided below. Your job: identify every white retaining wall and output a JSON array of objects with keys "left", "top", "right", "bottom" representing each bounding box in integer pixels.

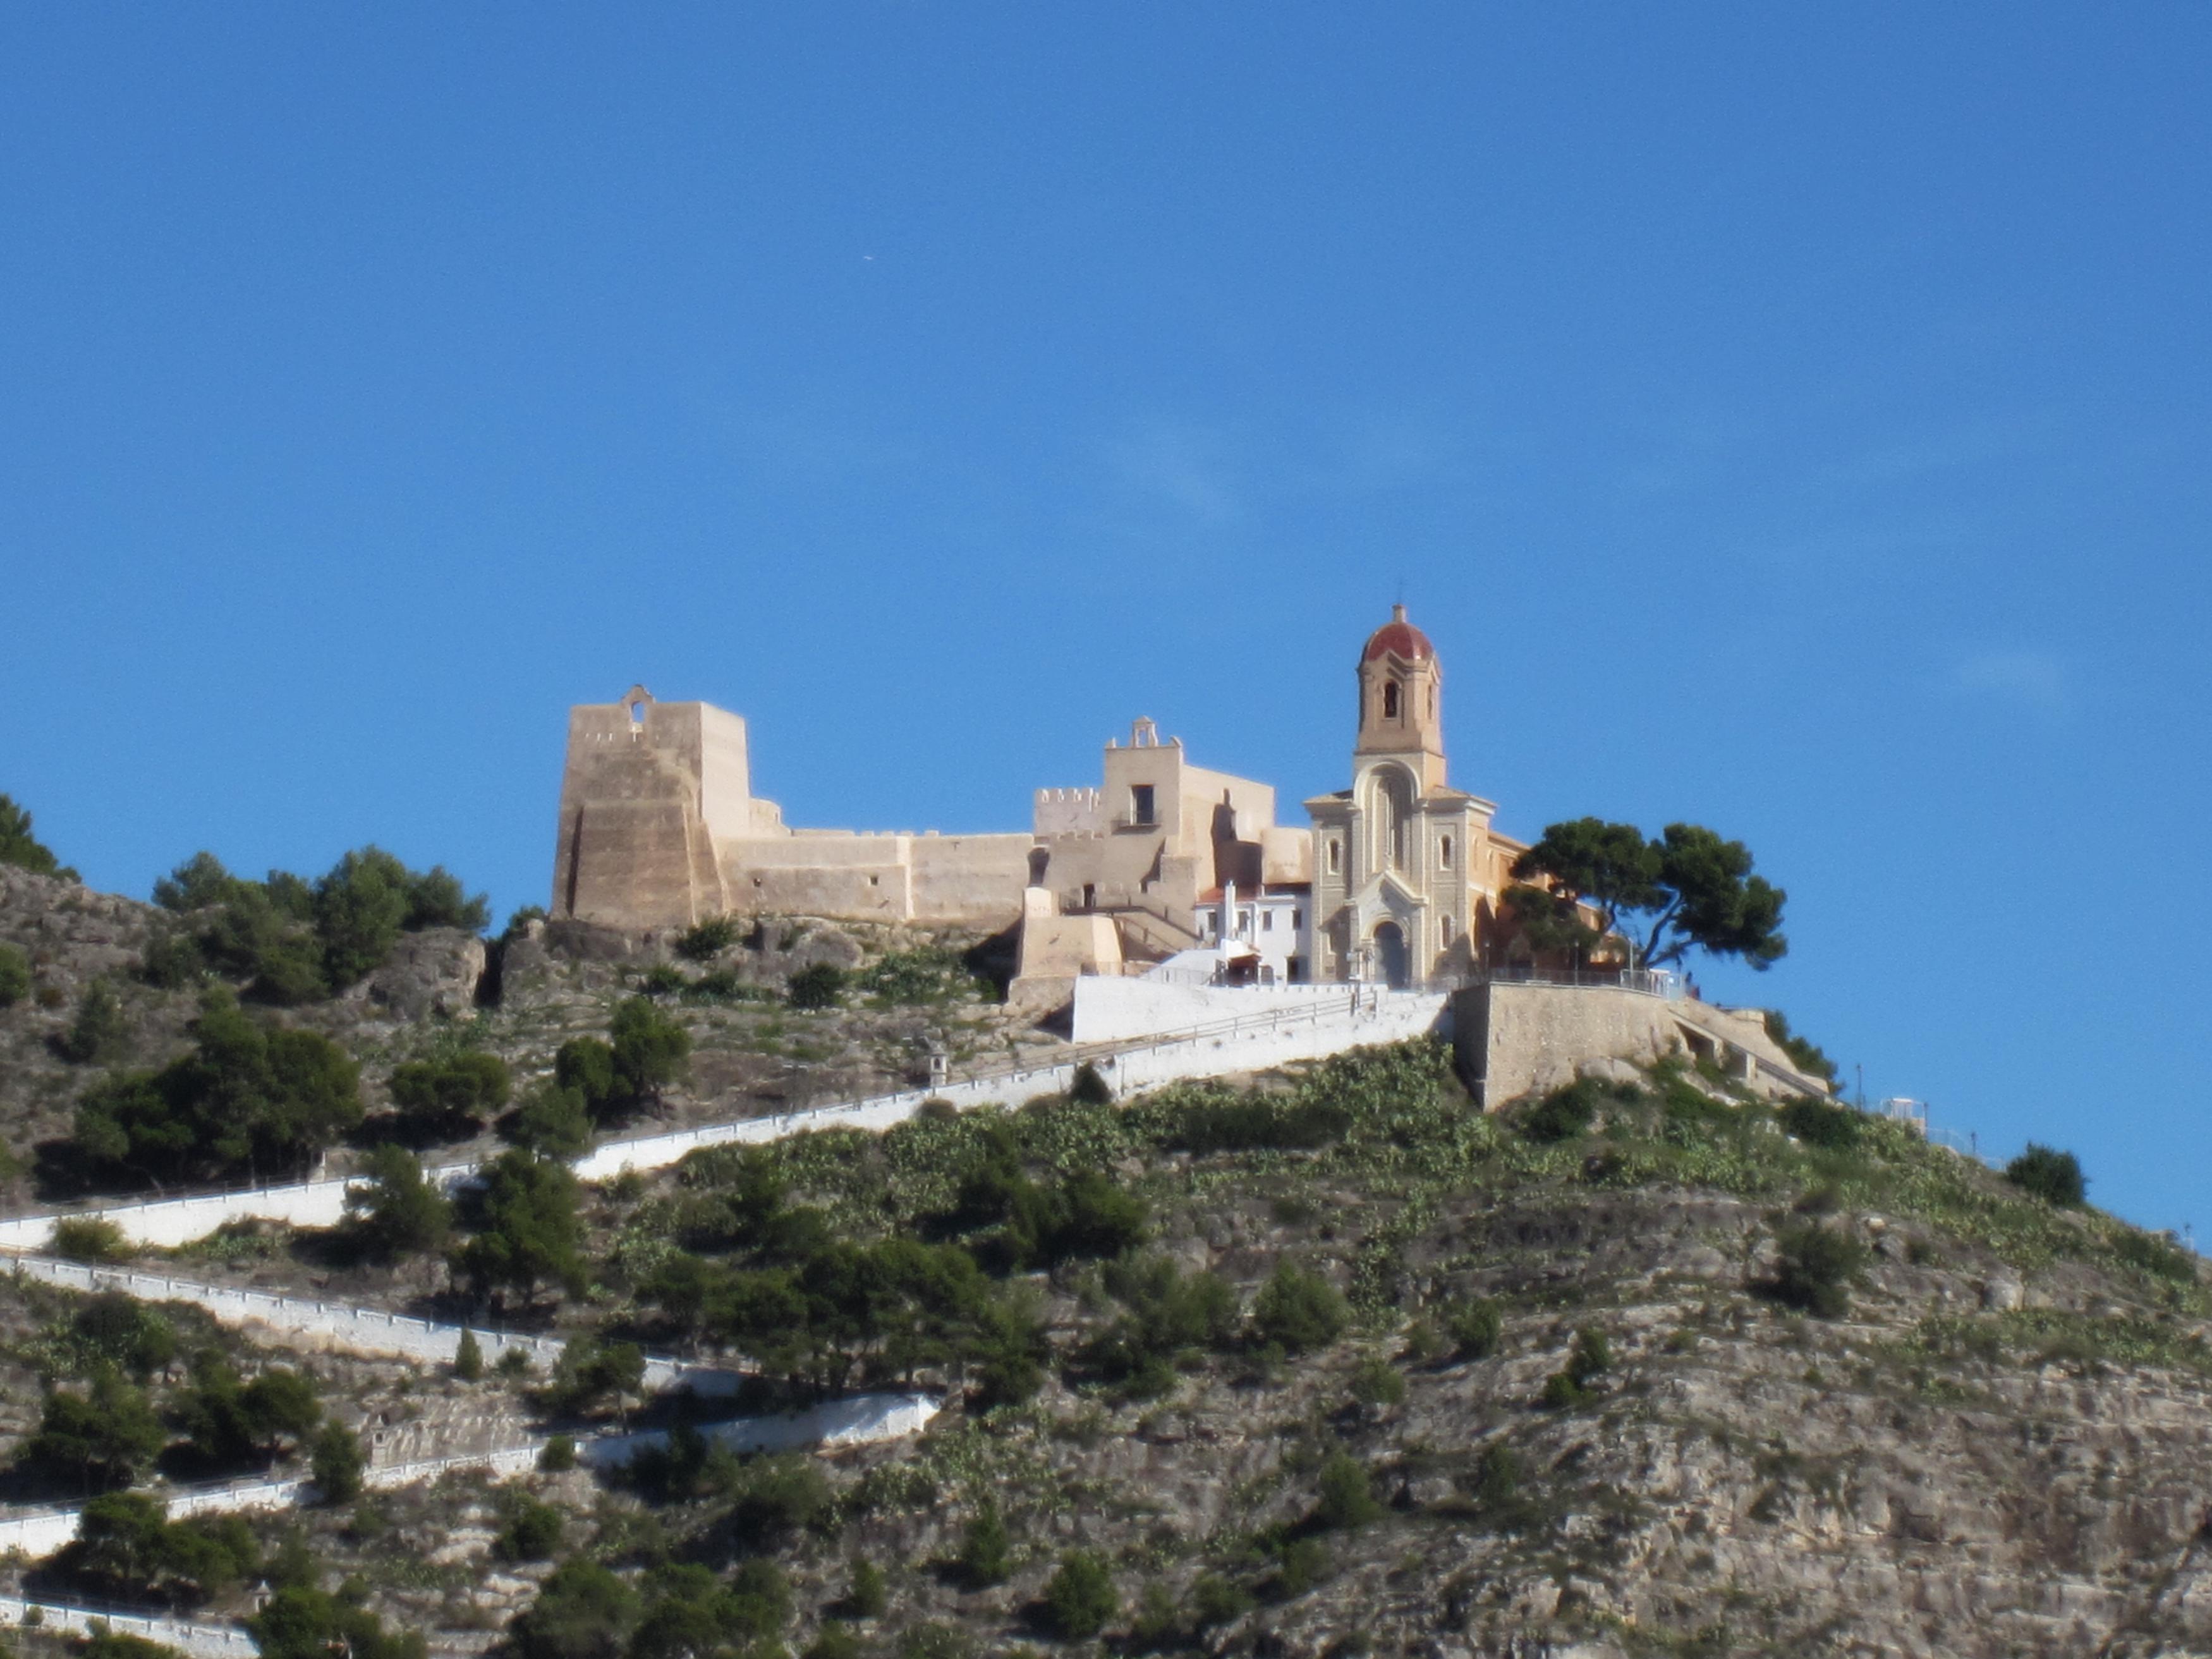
[
  {"left": 1069, "top": 977, "right": 1363, "bottom": 1044},
  {"left": 0, "top": 988, "right": 1450, "bottom": 1246},
  {"left": 0, "top": 1595, "right": 256, "bottom": 1658},
  {"left": 0, "top": 1392, "right": 937, "bottom": 1567},
  {"left": 4, "top": 1257, "right": 744, "bottom": 1397}
]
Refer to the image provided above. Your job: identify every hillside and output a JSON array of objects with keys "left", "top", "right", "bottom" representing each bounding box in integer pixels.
[{"left": 3, "top": 866, "right": 2211, "bottom": 1659}]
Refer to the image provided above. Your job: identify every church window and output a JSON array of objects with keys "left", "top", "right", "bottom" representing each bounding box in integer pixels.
[
  {"left": 1383, "top": 683, "right": 1400, "bottom": 719},
  {"left": 1327, "top": 839, "right": 1341, "bottom": 874},
  {"left": 1439, "top": 835, "right": 1453, "bottom": 869},
  {"left": 1129, "top": 784, "right": 1156, "bottom": 826}
]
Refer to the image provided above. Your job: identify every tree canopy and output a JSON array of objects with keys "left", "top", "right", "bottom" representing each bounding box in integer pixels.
[
  {"left": 150, "top": 846, "right": 489, "bottom": 1004},
  {"left": 1508, "top": 817, "right": 1787, "bottom": 971},
  {"left": 70, "top": 991, "right": 362, "bottom": 1188},
  {"left": 0, "top": 793, "right": 77, "bottom": 880}
]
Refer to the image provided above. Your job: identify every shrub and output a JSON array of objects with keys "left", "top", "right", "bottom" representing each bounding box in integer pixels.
[
  {"left": 1314, "top": 1451, "right": 1383, "bottom": 1530},
  {"left": 252, "top": 1587, "right": 424, "bottom": 1659},
  {"left": 344, "top": 1144, "right": 453, "bottom": 1260},
  {"left": 899, "top": 1625, "right": 973, "bottom": 1659},
  {"left": 1443, "top": 1296, "right": 1504, "bottom": 1359},
  {"left": 52, "top": 1212, "right": 133, "bottom": 1265},
  {"left": 51, "top": 1215, "right": 130, "bottom": 1263},
  {"left": 1518, "top": 1079, "right": 1601, "bottom": 1143},
  {"left": 843, "top": 1558, "right": 887, "bottom": 1620},
  {"left": 0, "top": 942, "right": 32, "bottom": 1007},
  {"left": 504, "top": 1082, "right": 595, "bottom": 1158},
  {"left": 805, "top": 1629, "right": 865, "bottom": 1659},
  {"left": 537, "top": 1433, "right": 576, "bottom": 1473},
  {"left": 1160, "top": 1090, "right": 1350, "bottom": 1155},
  {"left": 1252, "top": 1261, "right": 1348, "bottom": 1354},
  {"left": 957, "top": 1502, "right": 1011, "bottom": 1586},
  {"left": 0, "top": 794, "right": 75, "bottom": 878},
  {"left": 387, "top": 1052, "right": 511, "bottom": 1138},
  {"left": 1348, "top": 1355, "right": 1406, "bottom": 1409},
  {"left": 71, "top": 1294, "right": 178, "bottom": 1378},
  {"left": 453, "top": 1328, "right": 485, "bottom": 1382},
  {"left": 1540, "top": 1327, "right": 1613, "bottom": 1408},
  {"left": 509, "top": 1559, "right": 639, "bottom": 1659},
  {"left": 1069, "top": 1062, "right": 1112, "bottom": 1105},
  {"left": 496, "top": 1495, "right": 564, "bottom": 1560},
  {"left": 1188, "top": 1572, "right": 1254, "bottom": 1630},
  {"left": 138, "top": 930, "right": 205, "bottom": 988},
  {"left": 672, "top": 915, "right": 739, "bottom": 962},
  {"left": 726, "top": 1454, "right": 834, "bottom": 1545},
  {"left": 453, "top": 1150, "right": 589, "bottom": 1307},
  {"left": 1763, "top": 1222, "right": 1869, "bottom": 1319},
  {"left": 56, "top": 979, "right": 130, "bottom": 1065},
  {"left": 21, "top": 1373, "right": 166, "bottom": 1490},
  {"left": 70, "top": 992, "right": 362, "bottom": 1185},
  {"left": 638, "top": 963, "right": 688, "bottom": 997},
  {"left": 2007, "top": 1143, "right": 2086, "bottom": 1208},
  {"left": 1763, "top": 1010, "right": 1840, "bottom": 1085},
  {"left": 1782, "top": 1097, "right": 1861, "bottom": 1150},
  {"left": 1042, "top": 1551, "right": 1117, "bottom": 1639},
  {"left": 310, "top": 1424, "right": 365, "bottom": 1504},
  {"left": 788, "top": 963, "right": 848, "bottom": 1009},
  {"left": 1272, "top": 1538, "right": 1328, "bottom": 1599},
  {"left": 610, "top": 996, "right": 691, "bottom": 1110},
  {"left": 546, "top": 1334, "right": 646, "bottom": 1416}
]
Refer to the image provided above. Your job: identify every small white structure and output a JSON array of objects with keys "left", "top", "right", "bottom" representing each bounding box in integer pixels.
[{"left": 1192, "top": 878, "right": 1310, "bottom": 985}]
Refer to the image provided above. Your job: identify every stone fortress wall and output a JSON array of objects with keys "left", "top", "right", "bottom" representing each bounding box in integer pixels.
[{"left": 552, "top": 684, "right": 1031, "bottom": 930}]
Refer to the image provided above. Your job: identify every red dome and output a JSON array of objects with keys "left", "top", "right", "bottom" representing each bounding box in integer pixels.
[{"left": 1361, "top": 605, "right": 1435, "bottom": 664}]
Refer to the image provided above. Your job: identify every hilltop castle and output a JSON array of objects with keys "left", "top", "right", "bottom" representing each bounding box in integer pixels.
[{"left": 550, "top": 608, "right": 1536, "bottom": 995}]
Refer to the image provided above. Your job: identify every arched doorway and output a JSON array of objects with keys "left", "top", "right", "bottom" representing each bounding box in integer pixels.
[{"left": 1373, "top": 921, "right": 1409, "bottom": 989}]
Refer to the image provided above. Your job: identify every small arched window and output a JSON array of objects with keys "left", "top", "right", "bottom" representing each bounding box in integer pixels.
[
  {"left": 1440, "top": 915, "right": 1455, "bottom": 947},
  {"left": 1383, "top": 683, "right": 1400, "bottom": 719},
  {"left": 1439, "top": 835, "right": 1453, "bottom": 870},
  {"left": 1327, "top": 839, "right": 1341, "bottom": 875}
]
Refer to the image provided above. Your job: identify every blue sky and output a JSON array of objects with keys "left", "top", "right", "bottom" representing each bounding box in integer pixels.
[{"left": 3, "top": 6, "right": 2206, "bottom": 1239}]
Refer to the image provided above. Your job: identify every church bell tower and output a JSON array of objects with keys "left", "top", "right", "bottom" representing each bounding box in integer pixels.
[{"left": 1355, "top": 604, "right": 1447, "bottom": 793}]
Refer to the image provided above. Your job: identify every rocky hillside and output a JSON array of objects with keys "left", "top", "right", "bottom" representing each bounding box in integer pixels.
[{"left": 3, "top": 863, "right": 2210, "bottom": 1659}]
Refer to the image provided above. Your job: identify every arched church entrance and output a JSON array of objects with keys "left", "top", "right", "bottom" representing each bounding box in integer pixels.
[{"left": 1373, "top": 921, "right": 1409, "bottom": 988}]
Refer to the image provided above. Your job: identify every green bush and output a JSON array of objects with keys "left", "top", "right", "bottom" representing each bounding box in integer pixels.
[
  {"left": 71, "top": 992, "right": 362, "bottom": 1186},
  {"left": 1271, "top": 1538, "right": 1328, "bottom": 1600},
  {"left": 1518, "top": 1079, "right": 1602, "bottom": 1143},
  {"left": 1069, "top": 1062, "right": 1113, "bottom": 1105},
  {"left": 637, "top": 963, "right": 688, "bottom": 997},
  {"left": 956, "top": 1501, "right": 1011, "bottom": 1586},
  {"left": 495, "top": 1495, "right": 564, "bottom": 1560},
  {"left": 1782, "top": 1097, "right": 1861, "bottom": 1150},
  {"left": 0, "top": 794, "right": 75, "bottom": 879},
  {"left": 453, "top": 1150, "right": 588, "bottom": 1308},
  {"left": 509, "top": 1559, "right": 639, "bottom": 1659},
  {"left": 672, "top": 915, "right": 739, "bottom": 962},
  {"left": 1348, "top": 1355, "right": 1406, "bottom": 1409},
  {"left": 898, "top": 1625, "right": 973, "bottom": 1659},
  {"left": 51, "top": 1215, "right": 130, "bottom": 1263},
  {"left": 56, "top": 978, "right": 130, "bottom": 1065},
  {"left": 1763, "top": 1011, "right": 1840, "bottom": 1084},
  {"left": 1160, "top": 1090, "right": 1350, "bottom": 1155},
  {"left": 788, "top": 963, "right": 848, "bottom": 1009},
  {"left": 310, "top": 1424, "right": 365, "bottom": 1504},
  {"left": 503, "top": 1082, "right": 595, "bottom": 1158},
  {"left": 805, "top": 1628, "right": 865, "bottom": 1659},
  {"left": 1443, "top": 1296, "right": 1504, "bottom": 1359},
  {"left": 1042, "top": 1551, "right": 1117, "bottom": 1639},
  {"left": 454, "top": 1328, "right": 485, "bottom": 1382},
  {"left": 1188, "top": 1572, "right": 1255, "bottom": 1630},
  {"left": 1252, "top": 1261, "right": 1348, "bottom": 1354},
  {"left": 546, "top": 1334, "right": 646, "bottom": 1416},
  {"left": 855, "top": 945, "right": 984, "bottom": 1006},
  {"left": 2007, "top": 1143, "right": 2086, "bottom": 1208},
  {"left": 537, "top": 1433, "right": 576, "bottom": 1473},
  {"left": 1314, "top": 1451, "right": 1383, "bottom": 1530},
  {"left": 344, "top": 1144, "right": 453, "bottom": 1260},
  {"left": 0, "top": 942, "right": 33, "bottom": 1007},
  {"left": 21, "top": 1373, "right": 166, "bottom": 1490},
  {"left": 1540, "top": 1326, "right": 1613, "bottom": 1408},
  {"left": 1763, "top": 1222, "right": 1869, "bottom": 1319},
  {"left": 842, "top": 1558, "right": 887, "bottom": 1620},
  {"left": 387, "top": 1051, "right": 511, "bottom": 1138}
]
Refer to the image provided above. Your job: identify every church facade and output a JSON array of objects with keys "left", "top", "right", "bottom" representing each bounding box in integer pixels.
[{"left": 1301, "top": 606, "right": 1529, "bottom": 987}]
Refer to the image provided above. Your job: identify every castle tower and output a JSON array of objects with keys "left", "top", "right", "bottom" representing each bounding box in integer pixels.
[{"left": 1304, "top": 607, "right": 1502, "bottom": 987}]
